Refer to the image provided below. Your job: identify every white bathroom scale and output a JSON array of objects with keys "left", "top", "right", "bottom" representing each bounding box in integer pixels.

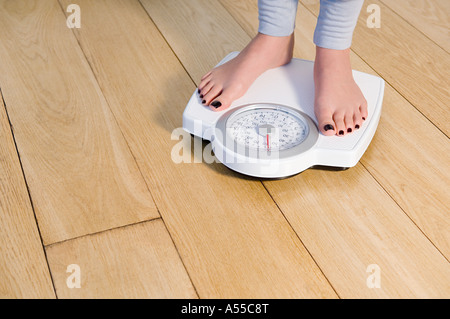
[{"left": 183, "top": 52, "right": 385, "bottom": 178}]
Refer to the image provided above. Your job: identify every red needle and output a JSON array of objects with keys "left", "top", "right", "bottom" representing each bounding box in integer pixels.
[{"left": 266, "top": 134, "right": 270, "bottom": 150}]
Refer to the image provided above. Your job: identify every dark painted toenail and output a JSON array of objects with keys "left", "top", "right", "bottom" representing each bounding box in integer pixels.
[
  {"left": 347, "top": 128, "right": 352, "bottom": 133},
  {"left": 355, "top": 124, "right": 360, "bottom": 129},
  {"left": 362, "top": 117, "right": 366, "bottom": 121},
  {"left": 198, "top": 89, "right": 201, "bottom": 94},
  {"left": 199, "top": 94, "right": 204, "bottom": 98},
  {"left": 202, "top": 100, "right": 206, "bottom": 104},
  {"left": 211, "top": 101, "right": 222, "bottom": 108},
  {"left": 339, "top": 130, "right": 344, "bottom": 135},
  {"left": 324, "top": 124, "right": 334, "bottom": 131}
]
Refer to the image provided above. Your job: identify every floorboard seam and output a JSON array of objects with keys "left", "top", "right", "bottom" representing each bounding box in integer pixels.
[
  {"left": 158, "top": 216, "right": 201, "bottom": 299},
  {"left": 137, "top": 0, "right": 198, "bottom": 86},
  {"left": 0, "top": 88, "right": 58, "bottom": 299},
  {"left": 45, "top": 216, "right": 163, "bottom": 248},
  {"left": 379, "top": 0, "right": 449, "bottom": 54},
  {"left": 136, "top": 0, "right": 215, "bottom": 298},
  {"left": 359, "top": 161, "right": 449, "bottom": 263},
  {"left": 261, "top": 182, "right": 341, "bottom": 298}
]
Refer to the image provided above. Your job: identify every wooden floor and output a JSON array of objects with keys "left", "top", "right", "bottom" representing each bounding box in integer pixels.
[{"left": 0, "top": 0, "right": 449, "bottom": 299}]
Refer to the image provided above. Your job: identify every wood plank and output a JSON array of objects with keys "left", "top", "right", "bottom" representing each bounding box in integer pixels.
[
  {"left": 222, "top": 0, "right": 450, "bottom": 259},
  {"left": 59, "top": 0, "right": 336, "bottom": 298},
  {"left": 215, "top": 0, "right": 450, "bottom": 297},
  {"left": 0, "top": 93, "right": 55, "bottom": 298},
  {"left": 0, "top": 0, "right": 159, "bottom": 245},
  {"left": 302, "top": 0, "right": 450, "bottom": 137},
  {"left": 266, "top": 166, "right": 450, "bottom": 298},
  {"left": 380, "top": 0, "right": 450, "bottom": 52},
  {"left": 46, "top": 219, "right": 197, "bottom": 298}
]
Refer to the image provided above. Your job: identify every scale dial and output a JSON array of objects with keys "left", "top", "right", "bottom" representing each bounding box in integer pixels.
[
  {"left": 214, "top": 103, "right": 319, "bottom": 160},
  {"left": 227, "top": 107, "right": 309, "bottom": 151}
]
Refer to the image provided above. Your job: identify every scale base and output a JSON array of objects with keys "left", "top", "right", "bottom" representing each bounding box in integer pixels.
[{"left": 183, "top": 52, "right": 385, "bottom": 178}]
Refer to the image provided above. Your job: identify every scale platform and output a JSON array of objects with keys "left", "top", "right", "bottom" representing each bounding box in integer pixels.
[{"left": 183, "top": 52, "right": 385, "bottom": 178}]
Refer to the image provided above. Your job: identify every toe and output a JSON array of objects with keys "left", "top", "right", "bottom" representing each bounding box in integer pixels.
[
  {"left": 345, "top": 113, "right": 354, "bottom": 134},
  {"left": 353, "top": 111, "right": 362, "bottom": 130},
  {"left": 360, "top": 99, "right": 368, "bottom": 122},
  {"left": 199, "top": 73, "right": 212, "bottom": 89},
  {"left": 200, "top": 81, "right": 214, "bottom": 98},
  {"left": 209, "top": 90, "right": 235, "bottom": 111},
  {"left": 333, "top": 113, "right": 346, "bottom": 137},
  {"left": 203, "top": 86, "right": 222, "bottom": 105},
  {"left": 201, "top": 71, "right": 212, "bottom": 81},
  {"left": 316, "top": 108, "right": 336, "bottom": 136},
  {"left": 198, "top": 76, "right": 212, "bottom": 93}
]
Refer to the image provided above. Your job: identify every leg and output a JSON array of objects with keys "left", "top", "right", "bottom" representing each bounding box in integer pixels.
[
  {"left": 198, "top": 0, "right": 298, "bottom": 111},
  {"left": 313, "top": 0, "right": 368, "bottom": 136}
]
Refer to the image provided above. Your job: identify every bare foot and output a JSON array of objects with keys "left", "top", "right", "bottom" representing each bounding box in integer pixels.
[
  {"left": 314, "top": 47, "right": 368, "bottom": 136},
  {"left": 198, "top": 32, "right": 294, "bottom": 111}
]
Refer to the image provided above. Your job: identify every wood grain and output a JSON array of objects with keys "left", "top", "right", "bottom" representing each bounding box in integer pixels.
[
  {"left": 46, "top": 219, "right": 197, "bottom": 298},
  {"left": 266, "top": 166, "right": 450, "bottom": 298},
  {"left": 0, "top": 0, "right": 159, "bottom": 245},
  {"left": 218, "top": 0, "right": 450, "bottom": 297},
  {"left": 380, "top": 0, "right": 450, "bottom": 52},
  {"left": 302, "top": 0, "right": 450, "bottom": 137},
  {"left": 2, "top": 0, "right": 448, "bottom": 299},
  {"left": 0, "top": 93, "right": 55, "bottom": 298},
  {"left": 59, "top": 0, "right": 337, "bottom": 298}
]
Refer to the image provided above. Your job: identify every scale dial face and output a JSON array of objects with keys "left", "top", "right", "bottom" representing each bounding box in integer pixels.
[
  {"left": 214, "top": 103, "right": 319, "bottom": 159},
  {"left": 227, "top": 107, "right": 309, "bottom": 151}
]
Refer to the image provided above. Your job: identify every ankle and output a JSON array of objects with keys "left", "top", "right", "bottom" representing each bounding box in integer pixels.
[
  {"left": 244, "top": 33, "right": 294, "bottom": 62},
  {"left": 314, "top": 46, "right": 352, "bottom": 73}
]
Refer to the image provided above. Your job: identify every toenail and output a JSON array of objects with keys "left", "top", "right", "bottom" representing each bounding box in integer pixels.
[
  {"left": 324, "top": 124, "right": 334, "bottom": 132},
  {"left": 339, "top": 130, "right": 344, "bottom": 135},
  {"left": 362, "top": 117, "right": 366, "bottom": 121},
  {"left": 200, "top": 94, "right": 204, "bottom": 98},
  {"left": 198, "top": 89, "right": 201, "bottom": 94},
  {"left": 211, "top": 101, "right": 222, "bottom": 108},
  {"left": 202, "top": 100, "right": 206, "bottom": 104},
  {"left": 355, "top": 124, "right": 360, "bottom": 129},
  {"left": 347, "top": 128, "right": 352, "bottom": 133}
]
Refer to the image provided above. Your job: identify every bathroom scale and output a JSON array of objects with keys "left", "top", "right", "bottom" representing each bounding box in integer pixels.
[{"left": 183, "top": 51, "right": 385, "bottom": 178}]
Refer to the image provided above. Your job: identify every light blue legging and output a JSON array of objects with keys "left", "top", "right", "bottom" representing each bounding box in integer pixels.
[{"left": 258, "top": 0, "right": 364, "bottom": 50}]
